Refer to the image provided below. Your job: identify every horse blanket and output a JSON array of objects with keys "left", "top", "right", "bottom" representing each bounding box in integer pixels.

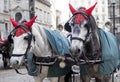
[
  {"left": 44, "top": 28, "right": 71, "bottom": 56},
  {"left": 44, "top": 28, "right": 72, "bottom": 77},
  {"left": 98, "top": 28, "right": 120, "bottom": 75},
  {"left": 80, "top": 28, "right": 120, "bottom": 75}
]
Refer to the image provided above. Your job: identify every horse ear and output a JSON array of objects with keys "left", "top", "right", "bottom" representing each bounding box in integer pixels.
[
  {"left": 25, "top": 16, "right": 37, "bottom": 28},
  {"left": 10, "top": 17, "right": 18, "bottom": 27},
  {"left": 69, "top": 3, "right": 77, "bottom": 14},
  {"left": 86, "top": 2, "right": 97, "bottom": 16}
]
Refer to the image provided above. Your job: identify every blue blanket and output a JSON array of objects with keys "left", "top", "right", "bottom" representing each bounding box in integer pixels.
[
  {"left": 98, "top": 28, "right": 120, "bottom": 74},
  {"left": 44, "top": 29, "right": 72, "bottom": 77},
  {"left": 44, "top": 28, "right": 71, "bottom": 56}
]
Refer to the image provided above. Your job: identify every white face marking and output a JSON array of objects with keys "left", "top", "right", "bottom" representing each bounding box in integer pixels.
[
  {"left": 70, "top": 21, "right": 88, "bottom": 57},
  {"left": 12, "top": 33, "right": 29, "bottom": 54}
]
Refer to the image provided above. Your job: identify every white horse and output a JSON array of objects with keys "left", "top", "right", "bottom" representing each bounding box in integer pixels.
[
  {"left": 64, "top": 3, "right": 120, "bottom": 82},
  {"left": 9, "top": 16, "right": 68, "bottom": 82}
]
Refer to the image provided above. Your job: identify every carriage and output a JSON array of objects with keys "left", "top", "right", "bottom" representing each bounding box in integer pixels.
[
  {"left": 9, "top": 2, "right": 120, "bottom": 82},
  {"left": 0, "top": 37, "right": 12, "bottom": 68}
]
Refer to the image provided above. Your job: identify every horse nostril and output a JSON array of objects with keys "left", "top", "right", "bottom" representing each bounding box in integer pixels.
[
  {"left": 77, "top": 49, "right": 80, "bottom": 53},
  {"left": 16, "top": 61, "right": 19, "bottom": 64}
]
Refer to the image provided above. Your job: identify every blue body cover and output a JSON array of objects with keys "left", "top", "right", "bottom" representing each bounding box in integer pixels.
[
  {"left": 44, "top": 28, "right": 71, "bottom": 56},
  {"left": 98, "top": 28, "right": 120, "bottom": 74}
]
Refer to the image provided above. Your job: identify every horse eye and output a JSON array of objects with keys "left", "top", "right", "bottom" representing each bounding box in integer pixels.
[
  {"left": 84, "top": 24, "right": 89, "bottom": 28},
  {"left": 24, "top": 36, "right": 29, "bottom": 40}
]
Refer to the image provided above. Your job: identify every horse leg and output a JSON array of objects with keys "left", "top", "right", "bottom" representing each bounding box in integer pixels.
[
  {"left": 33, "top": 76, "right": 43, "bottom": 82},
  {"left": 95, "top": 77, "right": 102, "bottom": 82},
  {"left": 81, "top": 75, "right": 91, "bottom": 82},
  {"left": 103, "top": 74, "right": 111, "bottom": 82},
  {"left": 2, "top": 53, "right": 8, "bottom": 68},
  {"left": 64, "top": 70, "right": 73, "bottom": 82},
  {"left": 95, "top": 74, "right": 111, "bottom": 82}
]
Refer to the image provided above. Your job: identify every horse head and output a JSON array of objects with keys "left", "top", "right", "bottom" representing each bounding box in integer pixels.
[
  {"left": 9, "top": 16, "right": 37, "bottom": 69},
  {"left": 65, "top": 3, "right": 100, "bottom": 59}
]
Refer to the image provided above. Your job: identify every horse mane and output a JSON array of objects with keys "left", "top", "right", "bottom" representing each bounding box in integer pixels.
[
  {"left": 31, "top": 23, "right": 51, "bottom": 55},
  {"left": 85, "top": 15, "right": 101, "bottom": 57},
  {"left": 32, "top": 23, "right": 47, "bottom": 43}
]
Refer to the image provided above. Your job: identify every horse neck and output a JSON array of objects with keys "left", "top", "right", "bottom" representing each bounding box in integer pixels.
[
  {"left": 32, "top": 23, "right": 52, "bottom": 57},
  {"left": 85, "top": 17, "right": 100, "bottom": 55}
]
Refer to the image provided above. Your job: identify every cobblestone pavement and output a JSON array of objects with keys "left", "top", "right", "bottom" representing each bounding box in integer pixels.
[{"left": 1, "top": 55, "right": 120, "bottom": 82}]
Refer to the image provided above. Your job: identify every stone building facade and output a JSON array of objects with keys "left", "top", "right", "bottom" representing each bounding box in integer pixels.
[
  {"left": 10, "top": 0, "right": 56, "bottom": 29},
  {"left": 0, "top": 0, "right": 11, "bottom": 40}
]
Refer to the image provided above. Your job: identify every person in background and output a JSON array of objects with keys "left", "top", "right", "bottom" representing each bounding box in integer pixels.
[{"left": 104, "top": 21, "right": 112, "bottom": 32}]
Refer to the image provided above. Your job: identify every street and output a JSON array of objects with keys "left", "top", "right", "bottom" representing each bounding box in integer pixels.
[
  {"left": 0, "top": 55, "right": 120, "bottom": 82},
  {"left": 0, "top": 55, "right": 35, "bottom": 82}
]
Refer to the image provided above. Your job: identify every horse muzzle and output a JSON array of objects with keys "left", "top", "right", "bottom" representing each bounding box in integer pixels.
[
  {"left": 10, "top": 59, "right": 20, "bottom": 69},
  {"left": 69, "top": 47, "right": 81, "bottom": 58},
  {"left": 10, "top": 55, "right": 24, "bottom": 69}
]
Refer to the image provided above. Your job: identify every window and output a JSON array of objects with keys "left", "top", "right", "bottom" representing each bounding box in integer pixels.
[
  {"left": 39, "top": 9, "right": 43, "bottom": 22},
  {"left": 47, "top": 12, "right": 50, "bottom": 24},
  {"left": 4, "top": 0, "right": 9, "bottom": 12},
  {"left": 95, "top": 8, "right": 98, "bottom": 12},
  {"left": 102, "top": 7, "right": 105, "bottom": 12},
  {"left": 16, "top": 0, "right": 21, "bottom": 3},
  {"left": 96, "top": 16, "right": 99, "bottom": 20},
  {"left": 44, "top": 11, "right": 47, "bottom": 23},
  {"left": 102, "top": 15, "right": 105, "bottom": 21},
  {"left": 47, "top": 12, "right": 51, "bottom": 24},
  {"left": 102, "top": 1, "right": 105, "bottom": 4},
  {"left": 5, "top": 23, "right": 8, "bottom": 34}
]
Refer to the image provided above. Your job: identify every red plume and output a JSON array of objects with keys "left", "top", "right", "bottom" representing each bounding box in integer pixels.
[
  {"left": 25, "top": 16, "right": 37, "bottom": 28},
  {"left": 86, "top": 2, "right": 97, "bottom": 16},
  {"left": 10, "top": 17, "right": 18, "bottom": 27},
  {"left": 69, "top": 4, "right": 77, "bottom": 14}
]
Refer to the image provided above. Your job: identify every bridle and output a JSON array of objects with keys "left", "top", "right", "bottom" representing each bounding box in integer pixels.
[
  {"left": 9, "top": 24, "right": 33, "bottom": 59},
  {"left": 8, "top": 24, "right": 35, "bottom": 74},
  {"left": 66, "top": 11, "right": 93, "bottom": 44},
  {"left": 70, "top": 31, "right": 93, "bottom": 44}
]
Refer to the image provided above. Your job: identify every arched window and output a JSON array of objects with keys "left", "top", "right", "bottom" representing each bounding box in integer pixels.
[{"left": 15, "top": 12, "right": 22, "bottom": 22}]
